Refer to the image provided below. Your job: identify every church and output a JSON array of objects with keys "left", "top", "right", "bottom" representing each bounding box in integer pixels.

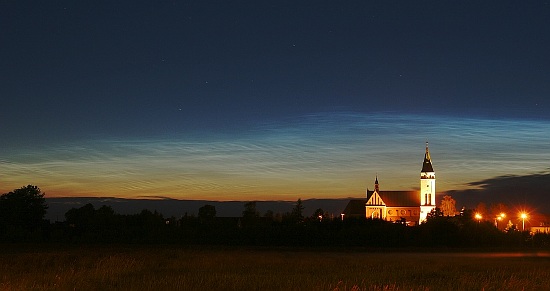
[{"left": 342, "top": 143, "right": 437, "bottom": 225}]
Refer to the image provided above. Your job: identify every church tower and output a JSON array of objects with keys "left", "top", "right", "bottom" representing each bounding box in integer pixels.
[{"left": 419, "top": 142, "right": 436, "bottom": 223}]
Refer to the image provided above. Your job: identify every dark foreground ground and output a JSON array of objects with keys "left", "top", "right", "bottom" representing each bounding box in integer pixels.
[{"left": 1, "top": 245, "right": 550, "bottom": 290}]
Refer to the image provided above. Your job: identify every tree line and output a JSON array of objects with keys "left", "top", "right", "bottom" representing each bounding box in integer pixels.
[{"left": 1, "top": 185, "right": 549, "bottom": 248}]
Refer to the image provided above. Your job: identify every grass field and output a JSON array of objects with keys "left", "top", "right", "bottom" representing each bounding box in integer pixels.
[{"left": 1, "top": 245, "right": 549, "bottom": 290}]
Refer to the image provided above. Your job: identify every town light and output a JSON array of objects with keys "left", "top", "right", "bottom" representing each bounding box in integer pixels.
[
  {"left": 520, "top": 212, "right": 528, "bottom": 231},
  {"left": 495, "top": 213, "right": 506, "bottom": 228},
  {"left": 474, "top": 213, "right": 482, "bottom": 223}
]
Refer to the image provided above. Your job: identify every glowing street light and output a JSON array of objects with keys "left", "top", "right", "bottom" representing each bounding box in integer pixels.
[
  {"left": 474, "top": 213, "right": 482, "bottom": 223},
  {"left": 495, "top": 213, "right": 506, "bottom": 228},
  {"left": 520, "top": 212, "right": 528, "bottom": 231}
]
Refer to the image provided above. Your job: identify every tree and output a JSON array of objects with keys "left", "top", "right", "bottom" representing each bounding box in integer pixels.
[
  {"left": 65, "top": 204, "right": 124, "bottom": 242},
  {"left": 198, "top": 204, "right": 216, "bottom": 224},
  {"left": 65, "top": 203, "right": 96, "bottom": 229},
  {"left": 312, "top": 208, "right": 325, "bottom": 221},
  {"left": 241, "top": 201, "right": 260, "bottom": 227},
  {"left": 242, "top": 201, "right": 259, "bottom": 219},
  {"left": 440, "top": 195, "right": 457, "bottom": 217},
  {"left": 290, "top": 198, "right": 304, "bottom": 223},
  {"left": 426, "top": 207, "right": 443, "bottom": 220},
  {"left": 0, "top": 185, "right": 48, "bottom": 231},
  {"left": 505, "top": 220, "right": 516, "bottom": 232},
  {"left": 264, "top": 210, "right": 274, "bottom": 220}
]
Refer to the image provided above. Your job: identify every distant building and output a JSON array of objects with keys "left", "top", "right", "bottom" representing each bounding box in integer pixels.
[
  {"left": 342, "top": 143, "right": 437, "bottom": 225},
  {"left": 529, "top": 214, "right": 550, "bottom": 234}
]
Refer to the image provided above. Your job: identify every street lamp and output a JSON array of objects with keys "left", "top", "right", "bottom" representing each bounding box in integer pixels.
[
  {"left": 495, "top": 213, "right": 506, "bottom": 228},
  {"left": 520, "top": 212, "right": 528, "bottom": 231},
  {"left": 475, "top": 213, "right": 482, "bottom": 223}
]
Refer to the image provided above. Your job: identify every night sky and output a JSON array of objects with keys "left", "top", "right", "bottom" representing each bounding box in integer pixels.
[{"left": 1, "top": 1, "right": 550, "bottom": 205}]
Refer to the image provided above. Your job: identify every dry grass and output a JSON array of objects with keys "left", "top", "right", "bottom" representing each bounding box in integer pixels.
[{"left": 1, "top": 246, "right": 549, "bottom": 290}]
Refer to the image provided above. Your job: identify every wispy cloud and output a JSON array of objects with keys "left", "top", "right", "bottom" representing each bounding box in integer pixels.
[{"left": 1, "top": 112, "right": 549, "bottom": 200}]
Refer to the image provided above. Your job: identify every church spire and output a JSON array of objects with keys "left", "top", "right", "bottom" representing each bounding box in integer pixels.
[
  {"left": 374, "top": 175, "right": 380, "bottom": 193},
  {"left": 421, "top": 142, "right": 434, "bottom": 173},
  {"left": 419, "top": 142, "right": 436, "bottom": 223}
]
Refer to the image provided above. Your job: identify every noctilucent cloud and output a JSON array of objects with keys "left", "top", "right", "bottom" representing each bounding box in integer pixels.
[
  {"left": 1, "top": 112, "right": 550, "bottom": 200},
  {"left": 1, "top": 2, "right": 549, "bottom": 200}
]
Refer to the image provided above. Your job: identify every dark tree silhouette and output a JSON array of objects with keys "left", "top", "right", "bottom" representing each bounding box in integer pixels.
[
  {"left": 289, "top": 198, "right": 304, "bottom": 223},
  {"left": 65, "top": 203, "right": 96, "bottom": 230},
  {"left": 312, "top": 208, "right": 325, "bottom": 220},
  {"left": 242, "top": 201, "right": 259, "bottom": 219},
  {"left": 198, "top": 204, "right": 216, "bottom": 224},
  {"left": 0, "top": 185, "right": 48, "bottom": 232},
  {"left": 65, "top": 204, "right": 123, "bottom": 242},
  {"left": 426, "top": 207, "right": 443, "bottom": 220},
  {"left": 242, "top": 201, "right": 260, "bottom": 226},
  {"left": 264, "top": 210, "right": 274, "bottom": 220}
]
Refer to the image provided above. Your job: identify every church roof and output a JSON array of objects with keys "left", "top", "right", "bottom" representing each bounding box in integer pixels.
[
  {"left": 421, "top": 143, "right": 434, "bottom": 172},
  {"left": 342, "top": 199, "right": 367, "bottom": 217},
  {"left": 367, "top": 190, "right": 420, "bottom": 207}
]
